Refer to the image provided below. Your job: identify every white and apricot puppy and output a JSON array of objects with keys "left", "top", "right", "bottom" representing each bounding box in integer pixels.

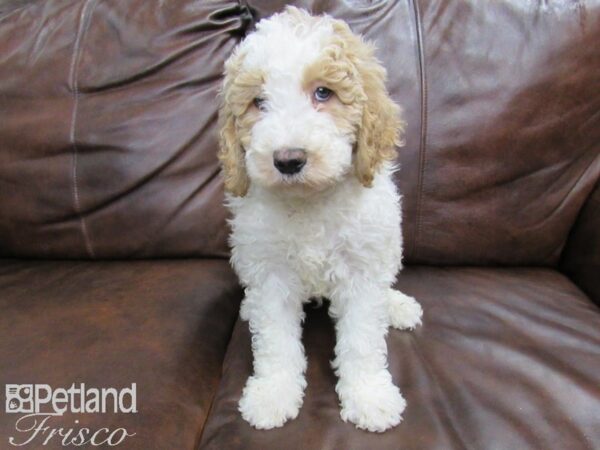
[{"left": 218, "top": 6, "right": 422, "bottom": 432}]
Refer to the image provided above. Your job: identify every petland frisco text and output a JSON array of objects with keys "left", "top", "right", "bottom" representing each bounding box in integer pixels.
[{"left": 5, "top": 383, "right": 137, "bottom": 447}]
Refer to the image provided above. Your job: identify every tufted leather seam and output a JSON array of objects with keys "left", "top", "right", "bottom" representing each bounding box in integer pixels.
[
  {"left": 411, "top": 0, "right": 428, "bottom": 260},
  {"left": 68, "top": 0, "right": 97, "bottom": 259}
]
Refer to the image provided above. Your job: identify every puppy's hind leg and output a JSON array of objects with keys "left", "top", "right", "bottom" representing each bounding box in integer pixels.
[{"left": 387, "top": 289, "right": 423, "bottom": 330}]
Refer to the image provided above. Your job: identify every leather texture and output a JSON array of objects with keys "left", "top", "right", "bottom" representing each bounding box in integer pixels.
[
  {"left": 1, "top": 0, "right": 599, "bottom": 265},
  {"left": 561, "top": 180, "right": 600, "bottom": 304},
  {"left": 0, "top": 0, "right": 250, "bottom": 258},
  {"left": 199, "top": 267, "right": 600, "bottom": 450},
  {"left": 0, "top": 259, "right": 242, "bottom": 450}
]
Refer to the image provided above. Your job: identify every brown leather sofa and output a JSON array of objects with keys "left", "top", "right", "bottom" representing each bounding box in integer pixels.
[{"left": 0, "top": 1, "right": 598, "bottom": 449}]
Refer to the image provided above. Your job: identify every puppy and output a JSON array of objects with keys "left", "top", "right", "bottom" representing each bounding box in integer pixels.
[{"left": 218, "top": 6, "right": 422, "bottom": 433}]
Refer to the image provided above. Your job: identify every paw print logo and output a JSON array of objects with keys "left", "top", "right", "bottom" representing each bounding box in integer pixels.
[{"left": 5, "top": 385, "right": 34, "bottom": 413}]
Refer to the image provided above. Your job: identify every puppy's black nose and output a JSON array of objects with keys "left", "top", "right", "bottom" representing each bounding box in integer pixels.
[{"left": 273, "top": 148, "right": 307, "bottom": 175}]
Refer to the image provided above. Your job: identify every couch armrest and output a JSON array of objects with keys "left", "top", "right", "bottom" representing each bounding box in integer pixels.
[{"left": 561, "top": 180, "right": 600, "bottom": 304}]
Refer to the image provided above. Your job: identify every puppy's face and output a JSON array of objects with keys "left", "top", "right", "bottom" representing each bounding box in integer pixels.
[{"left": 219, "top": 7, "right": 403, "bottom": 197}]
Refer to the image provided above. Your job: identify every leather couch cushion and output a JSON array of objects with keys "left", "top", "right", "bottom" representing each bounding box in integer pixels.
[
  {"left": 0, "top": 259, "right": 242, "bottom": 449},
  {"left": 199, "top": 266, "right": 600, "bottom": 449},
  {"left": 0, "top": 0, "right": 252, "bottom": 259}
]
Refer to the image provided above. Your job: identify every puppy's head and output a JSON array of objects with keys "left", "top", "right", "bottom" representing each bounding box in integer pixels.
[{"left": 218, "top": 6, "right": 403, "bottom": 197}]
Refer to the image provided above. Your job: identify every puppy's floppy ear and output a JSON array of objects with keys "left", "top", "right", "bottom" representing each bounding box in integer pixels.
[
  {"left": 355, "top": 56, "right": 404, "bottom": 187},
  {"left": 218, "top": 51, "right": 250, "bottom": 197},
  {"left": 333, "top": 22, "right": 404, "bottom": 187}
]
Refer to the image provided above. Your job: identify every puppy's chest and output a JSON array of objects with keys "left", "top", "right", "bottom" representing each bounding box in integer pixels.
[{"left": 268, "top": 206, "right": 351, "bottom": 293}]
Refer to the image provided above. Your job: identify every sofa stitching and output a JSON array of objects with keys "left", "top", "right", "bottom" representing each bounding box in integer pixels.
[
  {"left": 68, "top": 0, "right": 97, "bottom": 259},
  {"left": 411, "top": 0, "right": 428, "bottom": 260}
]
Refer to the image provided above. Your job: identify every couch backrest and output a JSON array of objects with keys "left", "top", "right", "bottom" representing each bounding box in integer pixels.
[
  {"left": 0, "top": 0, "right": 245, "bottom": 258},
  {"left": 1, "top": 0, "right": 599, "bottom": 264}
]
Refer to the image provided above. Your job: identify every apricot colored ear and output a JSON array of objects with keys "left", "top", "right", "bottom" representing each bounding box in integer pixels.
[
  {"left": 218, "top": 103, "right": 249, "bottom": 197},
  {"left": 354, "top": 58, "right": 403, "bottom": 187},
  {"left": 218, "top": 52, "right": 249, "bottom": 197},
  {"left": 332, "top": 21, "right": 404, "bottom": 186}
]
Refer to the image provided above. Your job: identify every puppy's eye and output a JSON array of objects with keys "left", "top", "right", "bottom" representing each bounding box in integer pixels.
[
  {"left": 253, "top": 97, "right": 266, "bottom": 111},
  {"left": 314, "top": 86, "right": 333, "bottom": 103}
]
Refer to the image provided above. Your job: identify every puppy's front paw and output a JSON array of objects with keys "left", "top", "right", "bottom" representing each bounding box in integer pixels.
[
  {"left": 239, "top": 373, "right": 306, "bottom": 429},
  {"left": 337, "top": 373, "right": 406, "bottom": 432},
  {"left": 388, "top": 290, "right": 423, "bottom": 330}
]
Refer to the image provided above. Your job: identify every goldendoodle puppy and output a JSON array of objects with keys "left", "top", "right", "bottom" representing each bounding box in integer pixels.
[{"left": 218, "top": 6, "right": 422, "bottom": 432}]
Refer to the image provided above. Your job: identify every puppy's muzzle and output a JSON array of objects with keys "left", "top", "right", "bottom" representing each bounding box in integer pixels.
[{"left": 273, "top": 148, "right": 307, "bottom": 175}]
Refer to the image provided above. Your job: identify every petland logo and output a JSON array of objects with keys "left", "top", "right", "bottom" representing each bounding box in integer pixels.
[{"left": 4, "top": 383, "right": 137, "bottom": 447}]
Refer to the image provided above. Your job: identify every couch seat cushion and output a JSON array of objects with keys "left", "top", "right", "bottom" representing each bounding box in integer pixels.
[
  {"left": 0, "top": 259, "right": 241, "bottom": 449},
  {"left": 199, "top": 267, "right": 600, "bottom": 450}
]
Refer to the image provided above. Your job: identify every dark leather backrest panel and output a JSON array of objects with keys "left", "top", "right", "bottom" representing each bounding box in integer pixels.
[
  {"left": 410, "top": 0, "right": 600, "bottom": 265},
  {"left": 1, "top": 0, "right": 599, "bottom": 263},
  {"left": 0, "top": 0, "right": 250, "bottom": 258}
]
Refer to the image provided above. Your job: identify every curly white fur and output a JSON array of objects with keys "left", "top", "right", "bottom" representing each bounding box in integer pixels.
[{"left": 219, "top": 7, "right": 423, "bottom": 432}]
